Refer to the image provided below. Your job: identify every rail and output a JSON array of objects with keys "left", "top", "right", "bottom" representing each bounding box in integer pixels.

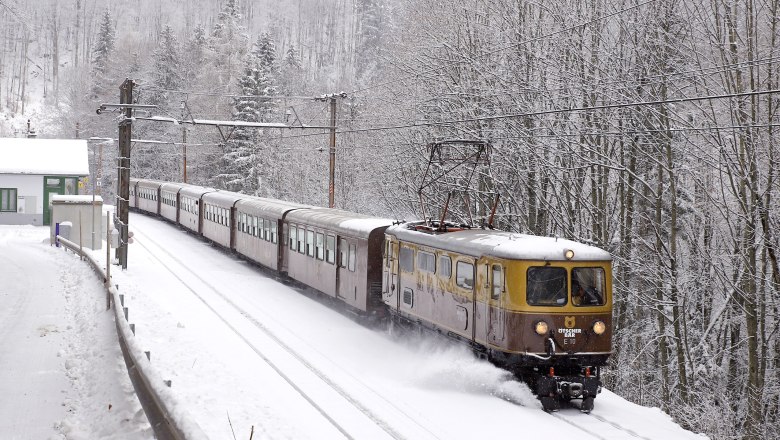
[{"left": 56, "top": 235, "right": 209, "bottom": 440}]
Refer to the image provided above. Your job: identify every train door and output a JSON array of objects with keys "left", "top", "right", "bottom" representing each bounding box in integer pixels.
[
  {"left": 383, "top": 236, "right": 400, "bottom": 310},
  {"left": 336, "top": 236, "right": 349, "bottom": 300},
  {"left": 488, "top": 263, "right": 506, "bottom": 344},
  {"left": 280, "top": 222, "right": 290, "bottom": 273}
]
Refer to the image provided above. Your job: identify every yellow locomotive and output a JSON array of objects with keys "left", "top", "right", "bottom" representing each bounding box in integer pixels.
[{"left": 382, "top": 221, "right": 612, "bottom": 412}]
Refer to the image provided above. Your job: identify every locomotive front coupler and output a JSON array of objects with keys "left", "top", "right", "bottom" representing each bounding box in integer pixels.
[{"left": 536, "top": 370, "right": 601, "bottom": 412}]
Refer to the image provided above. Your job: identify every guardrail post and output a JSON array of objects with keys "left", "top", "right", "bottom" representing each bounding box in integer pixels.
[{"left": 55, "top": 223, "right": 60, "bottom": 247}]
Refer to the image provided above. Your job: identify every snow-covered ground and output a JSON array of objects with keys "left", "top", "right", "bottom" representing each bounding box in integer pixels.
[
  {"left": 0, "top": 226, "right": 150, "bottom": 440},
  {"left": 1, "top": 215, "right": 709, "bottom": 439}
]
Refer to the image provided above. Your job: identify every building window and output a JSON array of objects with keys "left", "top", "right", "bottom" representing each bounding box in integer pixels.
[{"left": 0, "top": 188, "right": 17, "bottom": 212}]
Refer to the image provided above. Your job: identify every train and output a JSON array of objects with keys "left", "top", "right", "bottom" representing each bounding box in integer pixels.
[{"left": 128, "top": 178, "right": 613, "bottom": 413}]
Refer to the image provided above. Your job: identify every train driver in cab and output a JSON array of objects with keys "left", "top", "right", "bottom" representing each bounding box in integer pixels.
[{"left": 572, "top": 270, "right": 604, "bottom": 306}]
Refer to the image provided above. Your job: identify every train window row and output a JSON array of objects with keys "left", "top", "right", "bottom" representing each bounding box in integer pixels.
[
  {"left": 161, "top": 191, "right": 176, "bottom": 207},
  {"left": 181, "top": 196, "right": 198, "bottom": 214},
  {"left": 398, "top": 243, "right": 499, "bottom": 293},
  {"left": 288, "top": 224, "right": 355, "bottom": 271},
  {"left": 237, "top": 212, "right": 278, "bottom": 243},
  {"left": 139, "top": 187, "right": 157, "bottom": 201},
  {"left": 205, "top": 204, "right": 230, "bottom": 226}
]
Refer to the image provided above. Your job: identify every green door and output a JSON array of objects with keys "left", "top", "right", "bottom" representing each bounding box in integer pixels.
[{"left": 43, "top": 176, "right": 79, "bottom": 225}]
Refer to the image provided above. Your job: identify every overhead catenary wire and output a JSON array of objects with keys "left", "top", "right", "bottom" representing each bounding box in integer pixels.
[{"left": 265, "top": 88, "right": 780, "bottom": 140}]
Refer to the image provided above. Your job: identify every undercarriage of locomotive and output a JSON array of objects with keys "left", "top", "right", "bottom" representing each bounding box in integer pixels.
[{"left": 521, "top": 365, "right": 602, "bottom": 413}]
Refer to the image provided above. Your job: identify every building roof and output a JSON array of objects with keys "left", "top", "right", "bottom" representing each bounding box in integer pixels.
[{"left": 0, "top": 138, "right": 89, "bottom": 175}]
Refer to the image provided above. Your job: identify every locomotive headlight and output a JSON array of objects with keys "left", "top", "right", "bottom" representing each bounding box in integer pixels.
[
  {"left": 592, "top": 320, "right": 606, "bottom": 335},
  {"left": 535, "top": 321, "right": 549, "bottom": 335},
  {"left": 564, "top": 249, "right": 575, "bottom": 260}
]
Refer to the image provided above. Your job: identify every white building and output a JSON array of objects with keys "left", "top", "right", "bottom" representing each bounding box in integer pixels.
[{"left": 0, "top": 138, "right": 89, "bottom": 225}]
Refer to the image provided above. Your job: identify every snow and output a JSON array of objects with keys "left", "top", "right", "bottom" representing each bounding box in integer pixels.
[
  {"left": 51, "top": 195, "right": 104, "bottom": 204},
  {"left": 0, "top": 226, "right": 150, "bottom": 439},
  {"left": 0, "top": 138, "right": 89, "bottom": 175},
  {"left": 388, "top": 224, "right": 613, "bottom": 261},
  {"left": 0, "top": 215, "right": 706, "bottom": 440}
]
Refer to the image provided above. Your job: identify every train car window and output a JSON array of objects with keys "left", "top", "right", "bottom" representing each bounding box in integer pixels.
[
  {"left": 572, "top": 267, "right": 606, "bottom": 306},
  {"left": 492, "top": 265, "right": 504, "bottom": 300},
  {"left": 399, "top": 246, "right": 414, "bottom": 273},
  {"left": 417, "top": 251, "right": 435, "bottom": 273},
  {"left": 289, "top": 225, "right": 297, "bottom": 248},
  {"left": 326, "top": 235, "right": 336, "bottom": 264},
  {"left": 316, "top": 232, "right": 325, "bottom": 260},
  {"left": 526, "top": 267, "right": 567, "bottom": 306},
  {"left": 254, "top": 216, "right": 260, "bottom": 237},
  {"left": 348, "top": 244, "right": 356, "bottom": 271},
  {"left": 456, "top": 261, "right": 475, "bottom": 290},
  {"left": 307, "top": 230, "right": 315, "bottom": 257},
  {"left": 339, "top": 238, "right": 348, "bottom": 268},
  {"left": 439, "top": 256, "right": 452, "bottom": 279},
  {"left": 271, "top": 221, "right": 278, "bottom": 243},
  {"left": 298, "top": 227, "right": 306, "bottom": 253},
  {"left": 263, "top": 218, "right": 271, "bottom": 241}
]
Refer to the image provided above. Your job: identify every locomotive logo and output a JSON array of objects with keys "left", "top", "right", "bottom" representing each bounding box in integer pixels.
[{"left": 565, "top": 316, "right": 576, "bottom": 329}]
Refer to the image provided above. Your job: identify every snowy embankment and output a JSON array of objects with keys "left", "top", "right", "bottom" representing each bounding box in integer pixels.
[
  {"left": 0, "top": 226, "right": 150, "bottom": 439},
  {"left": 86, "top": 212, "right": 706, "bottom": 440}
]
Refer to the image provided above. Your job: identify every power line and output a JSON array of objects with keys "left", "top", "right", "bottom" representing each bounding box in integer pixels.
[{"left": 271, "top": 88, "right": 780, "bottom": 140}]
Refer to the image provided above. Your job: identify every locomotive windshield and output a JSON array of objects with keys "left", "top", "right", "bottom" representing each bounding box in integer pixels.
[
  {"left": 572, "top": 267, "right": 606, "bottom": 306},
  {"left": 527, "top": 267, "right": 567, "bottom": 306}
]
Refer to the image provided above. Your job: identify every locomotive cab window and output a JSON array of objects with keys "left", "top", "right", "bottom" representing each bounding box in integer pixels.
[
  {"left": 492, "top": 265, "right": 504, "bottom": 300},
  {"left": 417, "top": 251, "right": 435, "bottom": 273},
  {"left": 527, "top": 267, "right": 567, "bottom": 306},
  {"left": 439, "top": 255, "right": 452, "bottom": 279},
  {"left": 456, "top": 261, "right": 474, "bottom": 290},
  {"left": 399, "top": 246, "right": 414, "bottom": 273},
  {"left": 572, "top": 267, "right": 606, "bottom": 306}
]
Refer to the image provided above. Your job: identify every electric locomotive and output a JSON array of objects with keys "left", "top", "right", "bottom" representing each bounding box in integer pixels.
[{"left": 382, "top": 221, "right": 612, "bottom": 412}]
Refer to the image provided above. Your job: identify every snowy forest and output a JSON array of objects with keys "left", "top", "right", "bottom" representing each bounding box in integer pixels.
[{"left": 1, "top": 0, "right": 778, "bottom": 438}]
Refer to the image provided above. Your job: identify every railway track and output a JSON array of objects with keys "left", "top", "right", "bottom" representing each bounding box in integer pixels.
[
  {"left": 130, "top": 223, "right": 443, "bottom": 440},
  {"left": 550, "top": 406, "right": 656, "bottom": 440}
]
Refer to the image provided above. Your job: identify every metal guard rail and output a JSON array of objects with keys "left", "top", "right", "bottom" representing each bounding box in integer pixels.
[{"left": 56, "top": 235, "right": 209, "bottom": 440}]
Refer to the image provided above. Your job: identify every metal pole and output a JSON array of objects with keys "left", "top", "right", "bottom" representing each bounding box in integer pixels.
[
  {"left": 328, "top": 96, "right": 336, "bottom": 208},
  {"left": 181, "top": 100, "right": 187, "bottom": 183},
  {"left": 106, "top": 213, "right": 111, "bottom": 309},
  {"left": 117, "top": 79, "right": 133, "bottom": 270}
]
